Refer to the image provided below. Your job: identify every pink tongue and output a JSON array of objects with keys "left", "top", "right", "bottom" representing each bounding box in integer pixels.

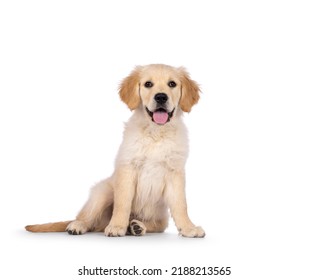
[{"left": 153, "top": 111, "right": 169, "bottom": 124}]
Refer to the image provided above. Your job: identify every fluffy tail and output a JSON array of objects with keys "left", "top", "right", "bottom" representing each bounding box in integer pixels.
[{"left": 25, "top": 221, "right": 72, "bottom": 232}]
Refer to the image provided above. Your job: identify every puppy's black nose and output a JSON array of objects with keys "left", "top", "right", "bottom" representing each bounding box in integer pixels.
[{"left": 154, "top": 93, "right": 168, "bottom": 104}]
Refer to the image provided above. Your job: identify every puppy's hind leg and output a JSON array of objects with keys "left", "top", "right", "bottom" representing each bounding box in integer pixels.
[
  {"left": 127, "top": 220, "right": 147, "bottom": 236},
  {"left": 66, "top": 179, "right": 113, "bottom": 235},
  {"left": 127, "top": 217, "right": 169, "bottom": 236}
]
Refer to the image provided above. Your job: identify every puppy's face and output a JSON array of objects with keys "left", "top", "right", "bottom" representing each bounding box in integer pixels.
[
  {"left": 119, "top": 64, "right": 200, "bottom": 125},
  {"left": 140, "top": 66, "right": 181, "bottom": 125}
]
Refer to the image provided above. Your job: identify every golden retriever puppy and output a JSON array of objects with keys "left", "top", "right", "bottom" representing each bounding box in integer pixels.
[{"left": 26, "top": 64, "right": 205, "bottom": 238}]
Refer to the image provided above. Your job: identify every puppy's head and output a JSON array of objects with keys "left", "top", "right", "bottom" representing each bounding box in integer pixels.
[{"left": 119, "top": 64, "right": 200, "bottom": 125}]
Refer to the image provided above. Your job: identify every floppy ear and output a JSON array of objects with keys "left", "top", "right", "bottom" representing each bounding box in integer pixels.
[
  {"left": 119, "top": 67, "right": 141, "bottom": 110},
  {"left": 179, "top": 67, "right": 200, "bottom": 112}
]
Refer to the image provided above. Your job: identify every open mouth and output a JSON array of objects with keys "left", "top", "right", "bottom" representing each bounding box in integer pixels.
[{"left": 146, "top": 107, "right": 175, "bottom": 125}]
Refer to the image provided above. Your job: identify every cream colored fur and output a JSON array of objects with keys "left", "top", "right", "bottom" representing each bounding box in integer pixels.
[{"left": 26, "top": 64, "right": 205, "bottom": 238}]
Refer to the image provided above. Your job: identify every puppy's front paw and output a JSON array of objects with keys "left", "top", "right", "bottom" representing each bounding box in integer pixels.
[
  {"left": 104, "top": 224, "right": 127, "bottom": 237},
  {"left": 66, "top": 220, "right": 88, "bottom": 235},
  {"left": 179, "top": 226, "right": 205, "bottom": 238}
]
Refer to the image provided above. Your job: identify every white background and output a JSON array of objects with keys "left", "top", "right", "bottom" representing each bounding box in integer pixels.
[{"left": 0, "top": 0, "right": 308, "bottom": 279}]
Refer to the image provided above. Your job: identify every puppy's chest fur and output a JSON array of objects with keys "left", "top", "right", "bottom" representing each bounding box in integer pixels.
[{"left": 118, "top": 122, "right": 188, "bottom": 220}]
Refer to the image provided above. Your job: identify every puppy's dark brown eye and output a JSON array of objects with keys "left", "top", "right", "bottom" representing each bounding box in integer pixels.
[
  {"left": 168, "top": 81, "right": 177, "bottom": 88},
  {"left": 144, "top": 81, "right": 153, "bottom": 88}
]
